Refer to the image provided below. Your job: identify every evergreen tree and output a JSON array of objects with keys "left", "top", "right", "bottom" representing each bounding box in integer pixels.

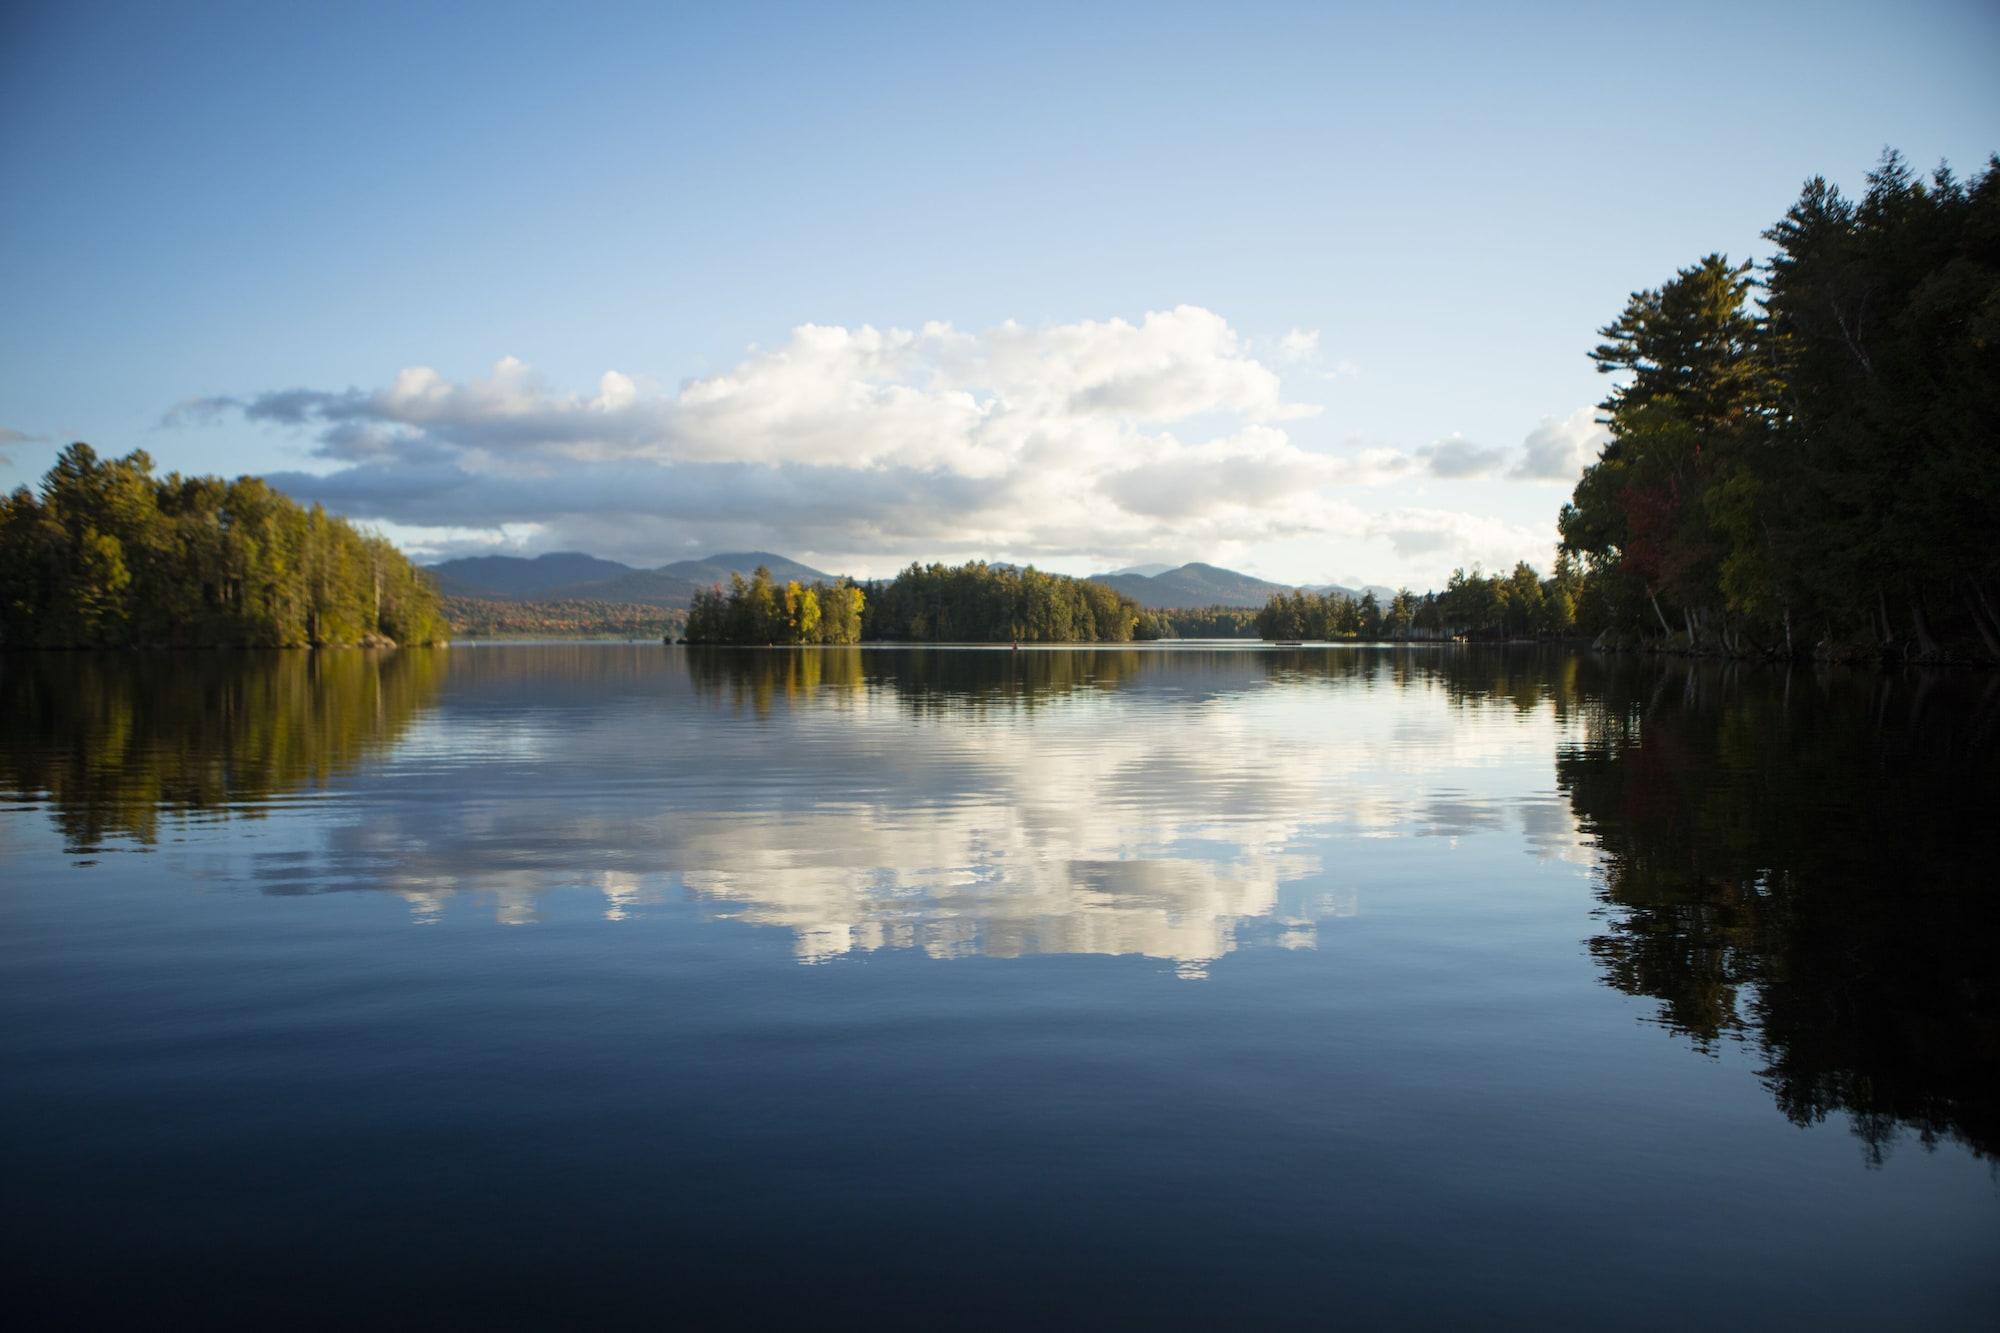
[{"left": 0, "top": 446, "right": 445, "bottom": 648}]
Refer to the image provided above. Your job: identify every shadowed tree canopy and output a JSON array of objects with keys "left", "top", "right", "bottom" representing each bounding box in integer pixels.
[
  {"left": 1559, "top": 150, "right": 2000, "bottom": 662},
  {"left": 1256, "top": 562, "right": 1581, "bottom": 642}
]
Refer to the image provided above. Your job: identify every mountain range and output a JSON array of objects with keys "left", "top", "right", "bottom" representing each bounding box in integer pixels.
[
  {"left": 427, "top": 551, "right": 832, "bottom": 607},
  {"left": 1086, "top": 563, "right": 1397, "bottom": 609},
  {"left": 427, "top": 551, "right": 1395, "bottom": 610}
]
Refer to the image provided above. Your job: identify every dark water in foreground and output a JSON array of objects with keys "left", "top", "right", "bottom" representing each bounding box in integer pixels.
[{"left": 2, "top": 645, "right": 1995, "bottom": 1326}]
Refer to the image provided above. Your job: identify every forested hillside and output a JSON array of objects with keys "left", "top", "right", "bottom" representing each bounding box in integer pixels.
[
  {"left": 443, "top": 596, "right": 686, "bottom": 640},
  {"left": 0, "top": 444, "right": 446, "bottom": 648},
  {"left": 1559, "top": 151, "right": 1999, "bottom": 662}
]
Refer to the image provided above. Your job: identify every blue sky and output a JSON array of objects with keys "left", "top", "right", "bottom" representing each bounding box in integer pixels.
[{"left": 3, "top": 0, "right": 1994, "bottom": 586}]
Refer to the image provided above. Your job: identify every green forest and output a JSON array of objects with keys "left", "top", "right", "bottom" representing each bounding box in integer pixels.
[
  {"left": 1140, "top": 606, "right": 1261, "bottom": 639},
  {"left": 863, "top": 562, "right": 1145, "bottom": 642},
  {"left": 0, "top": 444, "right": 447, "bottom": 648},
  {"left": 680, "top": 560, "right": 1151, "bottom": 644},
  {"left": 1558, "top": 151, "right": 1999, "bottom": 662},
  {"left": 683, "top": 566, "right": 868, "bottom": 643},
  {"left": 1254, "top": 561, "right": 1590, "bottom": 641}
]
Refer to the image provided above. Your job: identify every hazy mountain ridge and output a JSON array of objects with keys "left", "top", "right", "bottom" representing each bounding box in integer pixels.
[
  {"left": 427, "top": 552, "right": 636, "bottom": 599},
  {"left": 430, "top": 552, "right": 1393, "bottom": 611},
  {"left": 1085, "top": 562, "right": 1395, "bottom": 610},
  {"left": 427, "top": 551, "right": 832, "bottom": 607}
]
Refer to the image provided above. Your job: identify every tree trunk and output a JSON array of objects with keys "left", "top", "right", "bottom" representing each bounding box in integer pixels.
[{"left": 1648, "top": 586, "right": 1671, "bottom": 638}]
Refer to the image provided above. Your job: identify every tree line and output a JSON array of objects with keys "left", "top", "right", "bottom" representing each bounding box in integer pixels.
[
  {"left": 1255, "top": 560, "right": 1591, "bottom": 641},
  {"left": 683, "top": 567, "right": 868, "bottom": 643},
  {"left": 1137, "top": 606, "right": 1260, "bottom": 638},
  {"left": 861, "top": 561, "right": 1146, "bottom": 643},
  {"left": 0, "top": 444, "right": 447, "bottom": 648},
  {"left": 678, "top": 561, "right": 1158, "bottom": 644},
  {"left": 1559, "top": 150, "right": 1999, "bottom": 662}
]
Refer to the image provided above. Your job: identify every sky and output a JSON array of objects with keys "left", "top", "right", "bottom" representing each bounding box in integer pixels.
[{"left": 3, "top": 1, "right": 1995, "bottom": 588}]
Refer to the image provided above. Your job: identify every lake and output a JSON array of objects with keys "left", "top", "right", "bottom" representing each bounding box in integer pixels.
[{"left": 2, "top": 644, "right": 1994, "bottom": 1325}]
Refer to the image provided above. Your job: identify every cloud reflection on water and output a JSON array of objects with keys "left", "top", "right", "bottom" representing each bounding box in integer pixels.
[{"left": 244, "top": 647, "right": 1585, "bottom": 974}]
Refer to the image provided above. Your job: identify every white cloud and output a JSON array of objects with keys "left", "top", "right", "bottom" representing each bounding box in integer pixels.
[
  {"left": 1414, "top": 435, "right": 1509, "bottom": 480},
  {"left": 176, "top": 307, "right": 1376, "bottom": 567},
  {"left": 1364, "top": 507, "right": 1554, "bottom": 574},
  {"left": 1510, "top": 407, "right": 1608, "bottom": 482},
  {"left": 165, "top": 309, "right": 1590, "bottom": 580},
  {"left": 1276, "top": 327, "right": 1320, "bottom": 363}
]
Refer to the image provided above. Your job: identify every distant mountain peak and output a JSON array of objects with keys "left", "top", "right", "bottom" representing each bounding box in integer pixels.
[
  {"left": 1084, "top": 561, "right": 1291, "bottom": 609},
  {"left": 424, "top": 550, "right": 836, "bottom": 607}
]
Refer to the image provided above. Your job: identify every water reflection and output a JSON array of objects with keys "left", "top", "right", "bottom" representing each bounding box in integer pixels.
[
  {"left": 0, "top": 649, "right": 444, "bottom": 852},
  {"left": 1555, "top": 660, "right": 2000, "bottom": 1163},
  {"left": 295, "top": 648, "right": 1429, "bottom": 974},
  {"left": 2, "top": 644, "right": 1993, "bottom": 1162}
]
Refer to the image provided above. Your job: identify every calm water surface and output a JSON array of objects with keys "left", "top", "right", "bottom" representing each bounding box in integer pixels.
[{"left": 2, "top": 645, "right": 1995, "bottom": 1326}]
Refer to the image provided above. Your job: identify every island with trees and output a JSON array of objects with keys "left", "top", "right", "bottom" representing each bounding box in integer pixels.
[
  {"left": 683, "top": 567, "right": 868, "bottom": 644},
  {"left": 681, "top": 560, "right": 1150, "bottom": 645},
  {"left": 0, "top": 444, "right": 446, "bottom": 648}
]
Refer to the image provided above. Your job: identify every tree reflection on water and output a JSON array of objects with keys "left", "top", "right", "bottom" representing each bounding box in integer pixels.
[
  {"left": 2, "top": 643, "right": 1992, "bottom": 1162},
  {"left": 0, "top": 648, "right": 445, "bottom": 851},
  {"left": 1551, "top": 659, "right": 1998, "bottom": 1163}
]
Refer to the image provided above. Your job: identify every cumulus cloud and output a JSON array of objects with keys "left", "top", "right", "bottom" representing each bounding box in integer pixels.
[
  {"left": 1363, "top": 507, "right": 1554, "bottom": 574},
  {"left": 172, "top": 307, "right": 1418, "bottom": 566},
  {"left": 1510, "top": 407, "right": 1608, "bottom": 481},
  {"left": 1414, "top": 435, "right": 1510, "bottom": 479},
  {"left": 163, "top": 308, "right": 1592, "bottom": 575}
]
